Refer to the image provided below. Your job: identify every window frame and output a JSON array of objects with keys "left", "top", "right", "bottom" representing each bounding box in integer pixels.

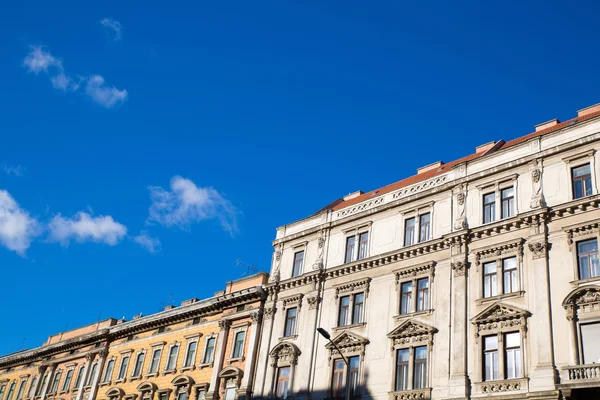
[
  {"left": 182, "top": 334, "right": 201, "bottom": 370},
  {"left": 231, "top": 331, "right": 246, "bottom": 360},
  {"left": 275, "top": 367, "right": 291, "bottom": 400},
  {"left": 563, "top": 150, "right": 597, "bottom": 201},
  {"left": 401, "top": 203, "right": 434, "bottom": 248},
  {"left": 200, "top": 334, "right": 218, "bottom": 366},
  {"left": 164, "top": 343, "right": 180, "bottom": 372},
  {"left": 131, "top": 350, "right": 146, "bottom": 378},
  {"left": 291, "top": 250, "right": 305, "bottom": 277},
  {"left": 564, "top": 220, "right": 600, "bottom": 284},
  {"left": 474, "top": 239, "right": 524, "bottom": 304},
  {"left": 269, "top": 342, "right": 301, "bottom": 400},
  {"left": 117, "top": 355, "right": 131, "bottom": 381},
  {"left": 342, "top": 223, "right": 372, "bottom": 264},
  {"left": 283, "top": 307, "right": 297, "bottom": 338},
  {"left": 15, "top": 378, "right": 28, "bottom": 400},
  {"left": 102, "top": 358, "right": 115, "bottom": 383},
  {"left": 329, "top": 355, "right": 361, "bottom": 399},
  {"left": 476, "top": 176, "right": 518, "bottom": 226},
  {"left": 333, "top": 278, "right": 370, "bottom": 329},
  {"left": 394, "top": 261, "right": 435, "bottom": 318}
]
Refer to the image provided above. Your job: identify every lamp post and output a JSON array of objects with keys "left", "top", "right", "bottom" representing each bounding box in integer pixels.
[{"left": 317, "top": 328, "right": 351, "bottom": 400}]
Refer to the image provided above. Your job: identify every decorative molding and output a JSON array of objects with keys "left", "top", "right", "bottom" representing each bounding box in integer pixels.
[
  {"left": 388, "top": 388, "right": 432, "bottom": 400},
  {"left": 392, "top": 174, "right": 449, "bottom": 201},
  {"left": 451, "top": 260, "right": 467, "bottom": 277},
  {"left": 325, "top": 331, "right": 369, "bottom": 364},
  {"left": 562, "top": 285, "right": 600, "bottom": 320},
  {"left": 528, "top": 241, "right": 549, "bottom": 259},
  {"left": 250, "top": 312, "right": 261, "bottom": 323},
  {"left": 263, "top": 306, "right": 276, "bottom": 320},
  {"left": 563, "top": 220, "right": 600, "bottom": 251},
  {"left": 387, "top": 320, "right": 436, "bottom": 350},
  {"left": 473, "top": 238, "right": 524, "bottom": 271},
  {"left": 281, "top": 294, "right": 303, "bottom": 310},
  {"left": 454, "top": 184, "right": 467, "bottom": 230},
  {"left": 218, "top": 320, "right": 231, "bottom": 331},
  {"left": 476, "top": 378, "right": 528, "bottom": 394},
  {"left": 336, "top": 197, "right": 384, "bottom": 219},
  {"left": 306, "top": 296, "right": 320, "bottom": 310},
  {"left": 530, "top": 158, "right": 545, "bottom": 208},
  {"left": 471, "top": 302, "right": 530, "bottom": 343},
  {"left": 394, "top": 261, "right": 436, "bottom": 286},
  {"left": 333, "top": 278, "right": 371, "bottom": 299},
  {"left": 269, "top": 342, "right": 301, "bottom": 367}
]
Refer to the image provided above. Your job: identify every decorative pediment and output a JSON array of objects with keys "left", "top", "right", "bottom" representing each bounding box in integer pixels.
[
  {"left": 281, "top": 294, "right": 303, "bottom": 310},
  {"left": 387, "top": 320, "right": 436, "bottom": 350},
  {"left": 171, "top": 375, "right": 195, "bottom": 390},
  {"left": 217, "top": 367, "right": 243, "bottom": 389},
  {"left": 394, "top": 261, "right": 436, "bottom": 286},
  {"left": 562, "top": 285, "right": 600, "bottom": 319},
  {"left": 325, "top": 331, "right": 369, "bottom": 363},
  {"left": 473, "top": 239, "right": 524, "bottom": 271},
  {"left": 471, "top": 302, "right": 530, "bottom": 342},
  {"left": 106, "top": 388, "right": 125, "bottom": 398},
  {"left": 269, "top": 342, "right": 301, "bottom": 367},
  {"left": 137, "top": 382, "right": 158, "bottom": 393},
  {"left": 334, "top": 278, "right": 371, "bottom": 299}
]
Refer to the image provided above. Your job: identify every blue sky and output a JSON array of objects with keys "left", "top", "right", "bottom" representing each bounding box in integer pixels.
[{"left": 1, "top": 0, "right": 599, "bottom": 355}]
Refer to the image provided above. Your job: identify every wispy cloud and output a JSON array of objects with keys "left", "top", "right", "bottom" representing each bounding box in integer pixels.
[
  {"left": 3, "top": 164, "right": 26, "bottom": 177},
  {"left": 0, "top": 190, "right": 41, "bottom": 255},
  {"left": 23, "top": 45, "right": 127, "bottom": 108},
  {"left": 100, "top": 18, "right": 122, "bottom": 41},
  {"left": 48, "top": 211, "right": 127, "bottom": 246},
  {"left": 147, "top": 176, "right": 238, "bottom": 235},
  {"left": 133, "top": 230, "right": 161, "bottom": 253}
]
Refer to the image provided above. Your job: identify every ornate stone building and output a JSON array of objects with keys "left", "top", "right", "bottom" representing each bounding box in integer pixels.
[
  {"left": 252, "top": 104, "right": 600, "bottom": 400},
  {"left": 0, "top": 273, "right": 268, "bottom": 400}
]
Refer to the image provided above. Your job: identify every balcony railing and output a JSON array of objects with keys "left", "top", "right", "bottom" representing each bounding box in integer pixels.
[
  {"left": 564, "top": 364, "right": 600, "bottom": 381},
  {"left": 388, "top": 388, "right": 431, "bottom": 400}
]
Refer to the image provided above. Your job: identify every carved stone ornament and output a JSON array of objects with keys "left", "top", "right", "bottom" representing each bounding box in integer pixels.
[
  {"left": 562, "top": 286, "right": 600, "bottom": 319},
  {"left": 250, "top": 312, "right": 261, "bottom": 323},
  {"left": 471, "top": 303, "right": 530, "bottom": 343},
  {"left": 454, "top": 184, "right": 467, "bottom": 230},
  {"left": 451, "top": 261, "right": 467, "bottom": 277},
  {"left": 270, "top": 244, "right": 283, "bottom": 283},
  {"left": 218, "top": 319, "right": 231, "bottom": 330},
  {"left": 527, "top": 241, "right": 549, "bottom": 259},
  {"left": 281, "top": 294, "right": 303, "bottom": 311},
  {"left": 325, "top": 331, "right": 369, "bottom": 364},
  {"left": 480, "top": 379, "right": 524, "bottom": 393},
  {"left": 306, "top": 296, "right": 320, "bottom": 310},
  {"left": 269, "top": 342, "right": 301, "bottom": 367},
  {"left": 564, "top": 221, "right": 600, "bottom": 250},
  {"left": 529, "top": 159, "right": 544, "bottom": 209},
  {"left": 474, "top": 239, "right": 523, "bottom": 271},
  {"left": 387, "top": 320, "right": 436, "bottom": 350},
  {"left": 395, "top": 262, "right": 435, "bottom": 286},
  {"left": 334, "top": 278, "right": 371, "bottom": 299},
  {"left": 263, "top": 306, "right": 276, "bottom": 320}
]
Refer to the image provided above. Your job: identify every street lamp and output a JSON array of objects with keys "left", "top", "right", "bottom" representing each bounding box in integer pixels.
[{"left": 317, "top": 328, "right": 351, "bottom": 400}]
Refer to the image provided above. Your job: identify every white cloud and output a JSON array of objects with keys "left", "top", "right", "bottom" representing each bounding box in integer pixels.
[
  {"left": 0, "top": 190, "right": 41, "bottom": 255},
  {"left": 84, "top": 75, "right": 127, "bottom": 108},
  {"left": 100, "top": 18, "right": 122, "bottom": 41},
  {"left": 23, "top": 45, "right": 63, "bottom": 75},
  {"left": 3, "top": 164, "right": 26, "bottom": 177},
  {"left": 48, "top": 211, "right": 127, "bottom": 246},
  {"left": 133, "top": 231, "right": 161, "bottom": 253},
  {"left": 147, "top": 176, "right": 238, "bottom": 235},
  {"left": 51, "top": 73, "right": 80, "bottom": 92}
]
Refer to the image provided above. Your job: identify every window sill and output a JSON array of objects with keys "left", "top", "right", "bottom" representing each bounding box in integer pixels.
[
  {"left": 129, "top": 375, "right": 142, "bottom": 382},
  {"left": 388, "top": 388, "right": 431, "bottom": 399},
  {"left": 227, "top": 357, "right": 245, "bottom": 364},
  {"left": 58, "top": 390, "right": 69, "bottom": 395},
  {"left": 197, "top": 362, "right": 213, "bottom": 369},
  {"left": 114, "top": 378, "right": 126, "bottom": 384},
  {"left": 473, "top": 377, "right": 528, "bottom": 395},
  {"left": 162, "top": 369, "right": 177, "bottom": 376},
  {"left": 98, "top": 382, "right": 110, "bottom": 387},
  {"left": 394, "top": 309, "right": 433, "bottom": 321},
  {"left": 180, "top": 366, "right": 195, "bottom": 372},
  {"left": 83, "top": 386, "right": 92, "bottom": 391},
  {"left": 144, "top": 372, "right": 159, "bottom": 378},
  {"left": 570, "top": 276, "right": 600, "bottom": 288},
  {"left": 332, "top": 322, "right": 366, "bottom": 331},
  {"left": 278, "top": 335, "right": 298, "bottom": 341},
  {"left": 476, "top": 291, "right": 524, "bottom": 306}
]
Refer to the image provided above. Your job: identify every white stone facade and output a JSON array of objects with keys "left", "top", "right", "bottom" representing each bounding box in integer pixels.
[{"left": 253, "top": 105, "right": 600, "bottom": 400}]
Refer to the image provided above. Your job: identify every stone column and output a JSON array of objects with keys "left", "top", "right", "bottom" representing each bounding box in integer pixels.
[
  {"left": 256, "top": 303, "right": 277, "bottom": 399},
  {"left": 448, "top": 255, "right": 469, "bottom": 398},
  {"left": 240, "top": 312, "right": 261, "bottom": 397},
  {"left": 207, "top": 320, "right": 231, "bottom": 400},
  {"left": 88, "top": 350, "right": 107, "bottom": 400},
  {"left": 75, "top": 354, "right": 94, "bottom": 400},
  {"left": 40, "top": 364, "right": 56, "bottom": 400},
  {"left": 32, "top": 367, "right": 47, "bottom": 398}
]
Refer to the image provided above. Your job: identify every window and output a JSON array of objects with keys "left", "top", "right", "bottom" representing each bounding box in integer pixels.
[
  {"left": 232, "top": 331, "right": 246, "bottom": 359},
  {"left": 37, "top": 374, "right": 47, "bottom": 395},
  {"left": 395, "top": 349, "right": 409, "bottom": 391},
  {"left": 149, "top": 349, "right": 162, "bottom": 373},
  {"left": 348, "top": 356, "right": 360, "bottom": 395},
  {"left": 352, "top": 293, "right": 364, "bottom": 325},
  {"left": 275, "top": 367, "right": 290, "bottom": 399},
  {"left": 501, "top": 187, "right": 515, "bottom": 218},
  {"left": 419, "top": 213, "right": 430, "bottom": 242},
  {"left": 284, "top": 308, "right": 297, "bottom": 337},
  {"left": 87, "top": 363, "right": 98, "bottom": 386},
  {"left": 483, "top": 192, "right": 496, "bottom": 224},
  {"left": 345, "top": 236, "right": 356, "bottom": 263},
  {"left": 483, "top": 336, "right": 499, "bottom": 381},
  {"left": 400, "top": 282, "right": 412, "bottom": 315},
  {"left": 504, "top": 332, "right": 521, "bottom": 379},
  {"left": 577, "top": 239, "right": 600, "bottom": 280},
  {"left": 338, "top": 296, "right": 350, "bottom": 327},
  {"left": 0, "top": 384, "right": 6, "bottom": 400},
  {"left": 332, "top": 359, "right": 344, "bottom": 398},
  {"left": 503, "top": 258, "right": 518, "bottom": 293},
  {"left": 292, "top": 251, "right": 304, "bottom": 277},
  {"left": 6, "top": 382, "right": 15, "bottom": 400},
  {"left": 203, "top": 338, "right": 216, "bottom": 364},
  {"left": 166, "top": 345, "right": 179, "bottom": 370},
  {"left": 133, "top": 353, "right": 145, "bottom": 376},
  {"left": 177, "top": 393, "right": 188, "bottom": 400},
  {"left": 572, "top": 164, "right": 593, "bottom": 199},
  {"left": 331, "top": 357, "right": 359, "bottom": 399},
  {"left": 483, "top": 262, "right": 497, "bottom": 298},
  {"left": 581, "top": 322, "right": 600, "bottom": 364},
  {"left": 118, "top": 356, "right": 130, "bottom": 379},
  {"left": 102, "top": 360, "right": 114, "bottom": 382},
  {"left": 358, "top": 232, "right": 369, "bottom": 260},
  {"left": 27, "top": 377, "right": 36, "bottom": 398},
  {"left": 15, "top": 380, "right": 27, "bottom": 400},
  {"left": 404, "top": 218, "right": 415, "bottom": 246},
  {"left": 413, "top": 346, "right": 427, "bottom": 389},
  {"left": 50, "top": 372, "right": 61, "bottom": 393},
  {"left": 416, "top": 278, "right": 429, "bottom": 312},
  {"left": 184, "top": 342, "right": 197, "bottom": 368}
]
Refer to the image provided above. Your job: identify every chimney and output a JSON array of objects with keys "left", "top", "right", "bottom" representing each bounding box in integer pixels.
[
  {"left": 343, "top": 190, "right": 363, "bottom": 201},
  {"left": 577, "top": 103, "right": 600, "bottom": 118},
  {"left": 535, "top": 119, "right": 560, "bottom": 132},
  {"left": 475, "top": 141, "right": 496, "bottom": 153},
  {"left": 181, "top": 298, "right": 198, "bottom": 306},
  {"left": 417, "top": 161, "right": 444, "bottom": 175}
]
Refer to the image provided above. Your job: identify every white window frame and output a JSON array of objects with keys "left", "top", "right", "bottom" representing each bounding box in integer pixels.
[
  {"left": 199, "top": 334, "right": 218, "bottom": 367},
  {"left": 563, "top": 149, "right": 598, "bottom": 200},
  {"left": 394, "top": 262, "right": 435, "bottom": 319},
  {"left": 279, "top": 294, "right": 303, "bottom": 339},
  {"left": 182, "top": 334, "right": 201, "bottom": 371},
  {"left": 101, "top": 357, "right": 115, "bottom": 384},
  {"left": 163, "top": 342, "right": 180, "bottom": 374},
  {"left": 476, "top": 175, "right": 518, "bottom": 226},
  {"left": 290, "top": 242, "right": 307, "bottom": 278},
  {"left": 146, "top": 342, "right": 166, "bottom": 377},
  {"left": 229, "top": 324, "right": 249, "bottom": 361},
  {"left": 342, "top": 222, "right": 372, "bottom": 263},
  {"left": 400, "top": 202, "right": 434, "bottom": 247},
  {"left": 116, "top": 350, "right": 133, "bottom": 382},
  {"left": 131, "top": 350, "right": 147, "bottom": 379},
  {"left": 333, "top": 278, "right": 371, "bottom": 330}
]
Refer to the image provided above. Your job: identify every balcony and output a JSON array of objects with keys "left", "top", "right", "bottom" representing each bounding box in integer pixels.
[
  {"left": 472, "top": 378, "right": 528, "bottom": 395},
  {"left": 388, "top": 388, "right": 431, "bottom": 400},
  {"left": 561, "top": 364, "right": 600, "bottom": 388}
]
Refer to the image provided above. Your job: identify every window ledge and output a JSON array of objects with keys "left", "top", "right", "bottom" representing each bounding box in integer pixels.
[
  {"left": 58, "top": 390, "right": 69, "bottom": 395},
  {"left": 472, "top": 377, "right": 528, "bottom": 395},
  {"left": 332, "top": 322, "right": 366, "bottom": 331},
  {"left": 388, "top": 388, "right": 431, "bottom": 400},
  {"left": 162, "top": 369, "right": 177, "bottom": 376},
  {"left": 570, "top": 276, "right": 600, "bottom": 288},
  {"left": 180, "top": 366, "right": 195, "bottom": 372},
  {"left": 144, "top": 372, "right": 159, "bottom": 378},
  {"left": 394, "top": 309, "right": 433, "bottom": 321},
  {"left": 278, "top": 335, "right": 298, "bottom": 341},
  {"left": 114, "top": 378, "right": 126, "bottom": 384},
  {"left": 227, "top": 357, "right": 245, "bottom": 364},
  {"left": 197, "top": 362, "right": 213, "bottom": 369},
  {"left": 476, "top": 291, "right": 525, "bottom": 306},
  {"left": 83, "top": 386, "right": 92, "bottom": 391},
  {"left": 98, "top": 382, "right": 110, "bottom": 387},
  {"left": 129, "top": 375, "right": 142, "bottom": 382}
]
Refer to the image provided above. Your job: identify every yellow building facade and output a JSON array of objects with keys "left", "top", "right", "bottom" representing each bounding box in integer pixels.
[{"left": 0, "top": 273, "right": 268, "bottom": 400}]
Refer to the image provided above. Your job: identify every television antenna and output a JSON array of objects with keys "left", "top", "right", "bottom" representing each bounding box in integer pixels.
[{"left": 235, "top": 259, "right": 257, "bottom": 276}]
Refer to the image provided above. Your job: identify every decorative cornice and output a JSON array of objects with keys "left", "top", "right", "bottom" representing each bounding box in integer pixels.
[
  {"left": 394, "top": 261, "right": 436, "bottom": 285},
  {"left": 563, "top": 219, "right": 600, "bottom": 250},
  {"left": 473, "top": 238, "right": 524, "bottom": 270},
  {"left": 281, "top": 294, "right": 304, "bottom": 310},
  {"left": 333, "top": 278, "right": 371, "bottom": 299},
  {"left": 335, "top": 197, "right": 384, "bottom": 219}
]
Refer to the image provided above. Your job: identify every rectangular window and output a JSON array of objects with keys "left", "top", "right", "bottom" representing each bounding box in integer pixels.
[
  {"left": 577, "top": 239, "right": 600, "bottom": 280},
  {"left": 292, "top": 251, "right": 304, "bottom": 277},
  {"left": 6, "top": 382, "right": 15, "bottom": 400},
  {"left": 580, "top": 322, "right": 600, "bottom": 364},
  {"left": 338, "top": 296, "right": 350, "bottom": 327},
  {"left": 352, "top": 293, "right": 364, "bottom": 325},
  {"left": 184, "top": 342, "right": 197, "bottom": 368},
  {"left": 203, "top": 338, "right": 216, "bottom": 364},
  {"left": 86, "top": 363, "right": 98, "bottom": 386},
  {"left": 505, "top": 332, "right": 521, "bottom": 379},
  {"left": 501, "top": 187, "right": 515, "bottom": 218},
  {"left": 133, "top": 353, "right": 145, "bottom": 376},
  {"left": 400, "top": 282, "right": 413, "bottom": 315},
  {"left": 345, "top": 236, "right": 356, "bottom": 263},
  {"left": 284, "top": 308, "right": 297, "bottom": 337},
  {"left": 395, "top": 349, "right": 409, "bottom": 391},
  {"left": 166, "top": 345, "right": 179, "bottom": 370},
  {"left": 349, "top": 356, "right": 360, "bottom": 395},
  {"left": 413, "top": 346, "right": 427, "bottom": 389},
  {"left": 416, "top": 278, "right": 429, "bottom": 312},
  {"left": 276, "top": 367, "right": 290, "bottom": 399},
  {"left": 572, "top": 164, "right": 593, "bottom": 199},
  {"left": 16, "top": 380, "right": 27, "bottom": 400},
  {"left": 49, "top": 372, "right": 60, "bottom": 393},
  {"left": 483, "top": 192, "right": 496, "bottom": 224},
  {"left": 118, "top": 356, "right": 130, "bottom": 379},
  {"left": 149, "top": 349, "right": 162, "bottom": 373},
  {"left": 27, "top": 378, "right": 36, "bottom": 398},
  {"left": 419, "top": 213, "right": 431, "bottom": 242},
  {"left": 0, "top": 384, "right": 6, "bottom": 400},
  {"left": 404, "top": 218, "right": 415, "bottom": 247},
  {"left": 37, "top": 375, "right": 47, "bottom": 395},
  {"left": 358, "top": 232, "right": 369, "bottom": 260},
  {"left": 332, "top": 359, "right": 345, "bottom": 398},
  {"left": 233, "top": 331, "right": 246, "bottom": 358},
  {"left": 102, "top": 360, "right": 114, "bottom": 382},
  {"left": 502, "top": 257, "right": 518, "bottom": 293},
  {"left": 483, "top": 336, "right": 499, "bottom": 381},
  {"left": 483, "top": 262, "right": 497, "bottom": 298}
]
